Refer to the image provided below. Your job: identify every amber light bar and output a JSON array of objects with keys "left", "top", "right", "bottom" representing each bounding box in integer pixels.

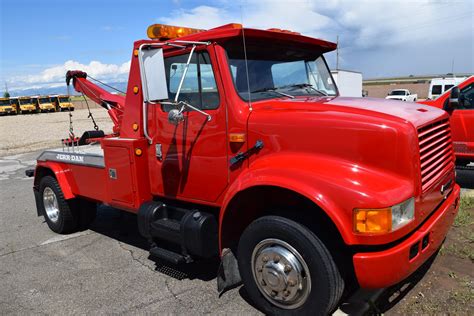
[{"left": 147, "top": 24, "right": 205, "bottom": 40}]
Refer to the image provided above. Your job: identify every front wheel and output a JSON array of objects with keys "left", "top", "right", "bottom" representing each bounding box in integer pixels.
[
  {"left": 38, "top": 176, "right": 97, "bottom": 234},
  {"left": 238, "top": 216, "right": 344, "bottom": 315}
]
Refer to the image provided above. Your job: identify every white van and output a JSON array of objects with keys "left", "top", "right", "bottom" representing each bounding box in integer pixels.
[{"left": 428, "top": 77, "right": 466, "bottom": 100}]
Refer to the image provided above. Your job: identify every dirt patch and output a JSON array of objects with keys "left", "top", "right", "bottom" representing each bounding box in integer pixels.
[
  {"left": 370, "top": 193, "right": 474, "bottom": 315},
  {"left": 0, "top": 108, "right": 113, "bottom": 156}
]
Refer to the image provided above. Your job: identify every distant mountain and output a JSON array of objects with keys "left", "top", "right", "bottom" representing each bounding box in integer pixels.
[{"left": 8, "top": 81, "right": 128, "bottom": 97}]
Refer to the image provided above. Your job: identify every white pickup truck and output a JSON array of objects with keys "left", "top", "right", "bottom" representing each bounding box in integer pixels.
[{"left": 385, "top": 89, "right": 418, "bottom": 102}]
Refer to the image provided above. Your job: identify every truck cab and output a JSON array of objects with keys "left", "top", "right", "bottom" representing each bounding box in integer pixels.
[
  {"left": 35, "top": 96, "right": 56, "bottom": 112},
  {"left": 18, "top": 96, "right": 37, "bottom": 114},
  {"left": 31, "top": 23, "right": 460, "bottom": 314},
  {"left": 51, "top": 95, "right": 74, "bottom": 111},
  {"left": 0, "top": 97, "right": 14, "bottom": 115},
  {"left": 419, "top": 76, "right": 474, "bottom": 165}
]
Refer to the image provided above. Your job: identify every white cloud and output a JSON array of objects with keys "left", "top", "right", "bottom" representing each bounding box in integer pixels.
[
  {"left": 158, "top": 0, "right": 472, "bottom": 49},
  {"left": 9, "top": 60, "right": 130, "bottom": 91},
  {"left": 156, "top": 0, "right": 473, "bottom": 75}
]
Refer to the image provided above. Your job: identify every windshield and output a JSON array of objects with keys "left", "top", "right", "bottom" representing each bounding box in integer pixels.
[
  {"left": 19, "top": 98, "right": 32, "bottom": 104},
  {"left": 225, "top": 39, "right": 337, "bottom": 101},
  {"left": 59, "top": 97, "right": 70, "bottom": 103},
  {"left": 0, "top": 99, "right": 10, "bottom": 106},
  {"left": 389, "top": 90, "right": 406, "bottom": 96},
  {"left": 39, "top": 98, "right": 50, "bottom": 103}
]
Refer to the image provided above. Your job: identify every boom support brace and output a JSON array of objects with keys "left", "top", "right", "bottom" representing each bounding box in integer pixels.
[{"left": 66, "top": 70, "right": 125, "bottom": 133}]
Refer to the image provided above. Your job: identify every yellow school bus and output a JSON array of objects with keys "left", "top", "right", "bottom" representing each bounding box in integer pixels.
[
  {"left": 0, "top": 97, "right": 15, "bottom": 115},
  {"left": 51, "top": 95, "right": 74, "bottom": 111},
  {"left": 34, "top": 96, "right": 56, "bottom": 112},
  {"left": 18, "top": 97, "right": 38, "bottom": 114}
]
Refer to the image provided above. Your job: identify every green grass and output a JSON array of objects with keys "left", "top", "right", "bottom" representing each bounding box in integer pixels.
[{"left": 454, "top": 194, "right": 474, "bottom": 227}]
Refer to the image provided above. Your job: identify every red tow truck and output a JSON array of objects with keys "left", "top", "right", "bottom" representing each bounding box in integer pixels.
[
  {"left": 418, "top": 76, "right": 474, "bottom": 166},
  {"left": 31, "top": 23, "right": 460, "bottom": 314}
]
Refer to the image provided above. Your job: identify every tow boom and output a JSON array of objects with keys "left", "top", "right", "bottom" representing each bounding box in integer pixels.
[{"left": 66, "top": 70, "right": 125, "bottom": 133}]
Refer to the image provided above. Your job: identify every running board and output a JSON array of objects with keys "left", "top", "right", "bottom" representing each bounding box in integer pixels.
[{"left": 149, "top": 246, "right": 192, "bottom": 264}]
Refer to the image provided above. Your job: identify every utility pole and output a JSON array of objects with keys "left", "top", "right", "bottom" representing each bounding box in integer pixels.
[
  {"left": 336, "top": 35, "right": 339, "bottom": 70},
  {"left": 451, "top": 58, "right": 455, "bottom": 77}
]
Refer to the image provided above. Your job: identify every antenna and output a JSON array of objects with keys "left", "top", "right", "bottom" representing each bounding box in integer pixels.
[
  {"left": 336, "top": 35, "right": 339, "bottom": 70},
  {"left": 240, "top": 6, "right": 252, "bottom": 111}
]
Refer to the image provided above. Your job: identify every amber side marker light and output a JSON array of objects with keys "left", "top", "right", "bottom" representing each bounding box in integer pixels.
[
  {"left": 354, "top": 208, "right": 392, "bottom": 233},
  {"left": 229, "top": 133, "right": 246, "bottom": 143},
  {"left": 135, "top": 148, "right": 143, "bottom": 156},
  {"left": 147, "top": 24, "right": 205, "bottom": 40}
]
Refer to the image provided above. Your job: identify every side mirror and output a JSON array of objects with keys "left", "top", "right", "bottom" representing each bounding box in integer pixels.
[
  {"left": 443, "top": 86, "right": 460, "bottom": 113},
  {"left": 138, "top": 47, "right": 169, "bottom": 102},
  {"left": 449, "top": 86, "right": 460, "bottom": 108}
]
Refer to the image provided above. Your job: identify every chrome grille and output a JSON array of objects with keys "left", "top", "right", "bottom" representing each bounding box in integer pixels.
[{"left": 418, "top": 118, "right": 454, "bottom": 192}]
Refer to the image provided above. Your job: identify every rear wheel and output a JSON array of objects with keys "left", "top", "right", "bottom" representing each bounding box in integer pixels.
[{"left": 237, "top": 216, "right": 344, "bottom": 315}]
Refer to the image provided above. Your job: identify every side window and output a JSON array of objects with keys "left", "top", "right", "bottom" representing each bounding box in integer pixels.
[
  {"left": 432, "top": 85, "right": 442, "bottom": 95},
  {"left": 444, "top": 84, "right": 454, "bottom": 92},
  {"left": 460, "top": 83, "right": 474, "bottom": 109},
  {"left": 164, "top": 51, "right": 219, "bottom": 111}
]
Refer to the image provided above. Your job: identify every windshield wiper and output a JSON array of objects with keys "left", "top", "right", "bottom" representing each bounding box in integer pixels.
[
  {"left": 250, "top": 87, "right": 295, "bottom": 99},
  {"left": 279, "top": 83, "right": 328, "bottom": 96}
]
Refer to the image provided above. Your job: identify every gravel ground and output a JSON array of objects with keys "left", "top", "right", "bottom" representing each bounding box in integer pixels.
[{"left": 0, "top": 109, "right": 113, "bottom": 156}]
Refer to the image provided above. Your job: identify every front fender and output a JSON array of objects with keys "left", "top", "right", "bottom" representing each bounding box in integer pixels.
[
  {"left": 220, "top": 153, "right": 415, "bottom": 246},
  {"left": 34, "top": 161, "right": 76, "bottom": 200}
]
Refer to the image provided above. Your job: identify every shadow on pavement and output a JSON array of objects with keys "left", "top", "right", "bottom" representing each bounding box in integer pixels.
[{"left": 89, "top": 205, "right": 218, "bottom": 282}]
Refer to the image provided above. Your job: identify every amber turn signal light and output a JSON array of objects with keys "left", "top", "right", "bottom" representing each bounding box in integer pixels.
[{"left": 354, "top": 208, "right": 392, "bottom": 233}]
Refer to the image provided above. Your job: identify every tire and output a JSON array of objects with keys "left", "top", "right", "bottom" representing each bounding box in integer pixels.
[
  {"left": 39, "top": 176, "right": 79, "bottom": 234},
  {"left": 238, "top": 216, "right": 344, "bottom": 316}
]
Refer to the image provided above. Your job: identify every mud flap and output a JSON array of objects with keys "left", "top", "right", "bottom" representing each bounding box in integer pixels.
[
  {"left": 34, "top": 188, "right": 43, "bottom": 217},
  {"left": 217, "top": 248, "right": 242, "bottom": 296}
]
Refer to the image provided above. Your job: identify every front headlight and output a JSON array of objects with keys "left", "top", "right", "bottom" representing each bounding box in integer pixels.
[
  {"left": 391, "top": 197, "right": 415, "bottom": 230},
  {"left": 354, "top": 197, "right": 415, "bottom": 234}
]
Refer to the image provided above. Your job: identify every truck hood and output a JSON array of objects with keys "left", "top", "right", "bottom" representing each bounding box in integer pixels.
[{"left": 252, "top": 96, "right": 446, "bottom": 127}]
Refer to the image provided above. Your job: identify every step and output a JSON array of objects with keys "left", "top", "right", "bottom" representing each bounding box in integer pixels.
[
  {"left": 149, "top": 246, "right": 188, "bottom": 265},
  {"left": 150, "top": 218, "right": 181, "bottom": 242}
]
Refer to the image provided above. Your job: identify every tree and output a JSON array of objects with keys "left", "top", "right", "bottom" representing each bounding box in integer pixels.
[{"left": 3, "top": 91, "right": 10, "bottom": 98}]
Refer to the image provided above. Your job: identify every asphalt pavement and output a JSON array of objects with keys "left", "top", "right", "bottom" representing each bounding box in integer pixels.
[{"left": 1, "top": 151, "right": 472, "bottom": 315}]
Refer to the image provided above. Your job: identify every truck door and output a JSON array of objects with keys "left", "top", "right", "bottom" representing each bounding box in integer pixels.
[
  {"left": 148, "top": 48, "right": 229, "bottom": 202},
  {"left": 451, "top": 82, "right": 474, "bottom": 158}
]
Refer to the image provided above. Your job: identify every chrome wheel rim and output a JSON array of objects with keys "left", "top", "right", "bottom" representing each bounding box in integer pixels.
[
  {"left": 251, "top": 238, "right": 311, "bottom": 309},
  {"left": 43, "top": 187, "right": 59, "bottom": 223}
]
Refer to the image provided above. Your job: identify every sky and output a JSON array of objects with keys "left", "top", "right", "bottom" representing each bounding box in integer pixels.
[{"left": 1, "top": 0, "right": 473, "bottom": 93}]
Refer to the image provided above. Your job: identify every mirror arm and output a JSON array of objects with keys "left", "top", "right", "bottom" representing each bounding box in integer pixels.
[
  {"left": 174, "top": 45, "right": 197, "bottom": 103},
  {"left": 178, "top": 101, "right": 212, "bottom": 121}
]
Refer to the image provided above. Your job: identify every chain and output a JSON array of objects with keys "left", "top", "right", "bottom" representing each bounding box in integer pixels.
[
  {"left": 82, "top": 93, "right": 99, "bottom": 131},
  {"left": 67, "top": 85, "right": 74, "bottom": 138}
]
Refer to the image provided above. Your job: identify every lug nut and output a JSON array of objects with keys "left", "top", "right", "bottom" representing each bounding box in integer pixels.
[
  {"left": 284, "top": 265, "right": 292, "bottom": 273},
  {"left": 274, "top": 255, "right": 281, "bottom": 263},
  {"left": 288, "top": 279, "right": 297, "bottom": 287},
  {"left": 284, "top": 290, "right": 291, "bottom": 297},
  {"left": 262, "top": 256, "right": 269, "bottom": 263},
  {"left": 270, "top": 291, "right": 277, "bottom": 297},
  {"left": 257, "top": 266, "right": 263, "bottom": 272}
]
